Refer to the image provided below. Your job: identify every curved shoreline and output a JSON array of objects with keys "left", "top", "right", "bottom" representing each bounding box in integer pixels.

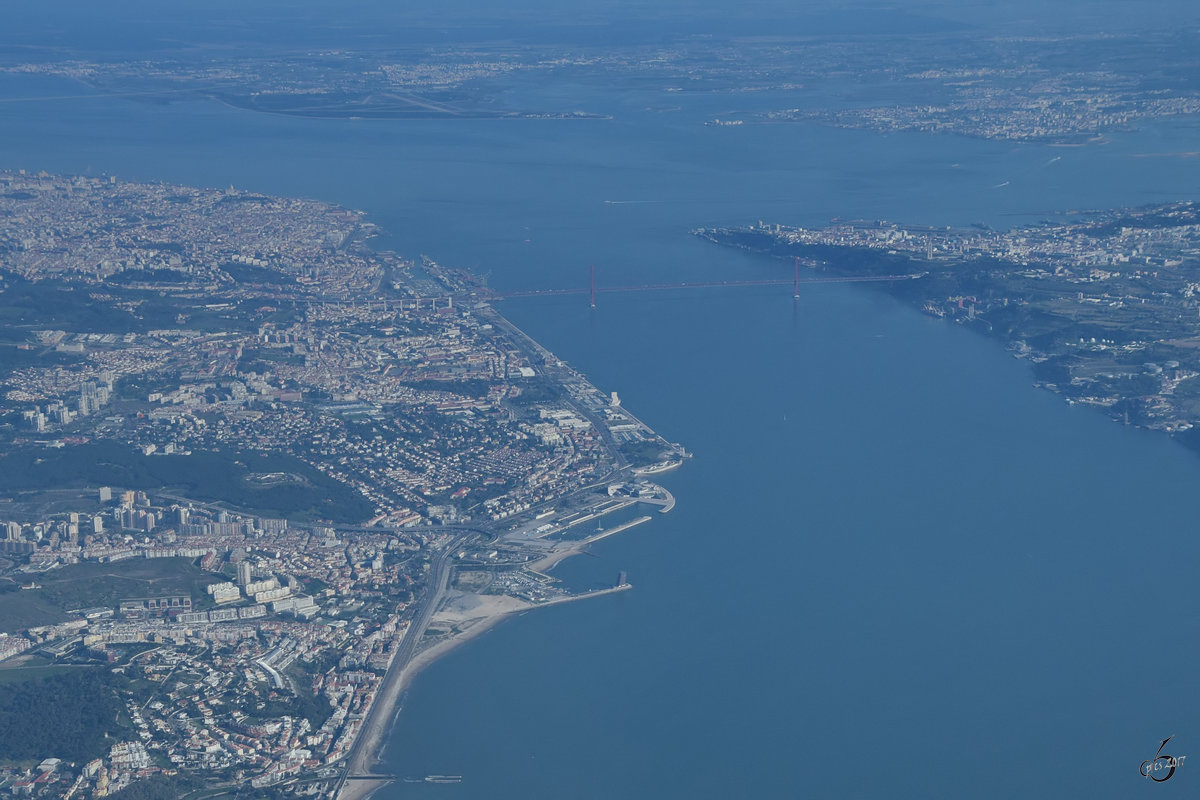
[
  {"left": 338, "top": 531, "right": 642, "bottom": 799},
  {"left": 338, "top": 611, "right": 516, "bottom": 800}
]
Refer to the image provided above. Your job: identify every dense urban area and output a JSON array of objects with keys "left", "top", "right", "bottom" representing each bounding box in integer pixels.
[{"left": 0, "top": 171, "right": 682, "bottom": 798}]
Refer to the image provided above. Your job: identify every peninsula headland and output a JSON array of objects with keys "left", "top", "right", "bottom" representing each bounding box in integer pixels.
[{"left": 0, "top": 170, "right": 683, "bottom": 799}]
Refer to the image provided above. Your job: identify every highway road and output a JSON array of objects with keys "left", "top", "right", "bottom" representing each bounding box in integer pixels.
[{"left": 332, "top": 530, "right": 471, "bottom": 798}]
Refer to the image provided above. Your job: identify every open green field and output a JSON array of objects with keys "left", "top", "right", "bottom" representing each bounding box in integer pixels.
[
  {"left": 0, "top": 661, "right": 90, "bottom": 685},
  {"left": 0, "top": 440, "right": 373, "bottom": 522},
  {"left": 0, "top": 557, "right": 212, "bottom": 632}
]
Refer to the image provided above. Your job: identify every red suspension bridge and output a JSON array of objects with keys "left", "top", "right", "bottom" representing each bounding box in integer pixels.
[
  {"left": 483, "top": 259, "right": 919, "bottom": 306},
  {"left": 367, "top": 259, "right": 922, "bottom": 311}
]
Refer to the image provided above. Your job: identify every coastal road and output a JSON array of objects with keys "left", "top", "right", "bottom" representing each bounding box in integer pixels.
[
  {"left": 333, "top": 531, "right": 471, "bottom": 798},
  {"left": 481, "top": 307, "right": 630, "bottom": 467},
  {"left": 480, "top": 304, "right": 683, "bottom": 469}
]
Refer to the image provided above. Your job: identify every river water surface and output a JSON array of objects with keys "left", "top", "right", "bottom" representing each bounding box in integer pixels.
[{"left": 3, "top": 62, "right": 1200, "bottom": 798}]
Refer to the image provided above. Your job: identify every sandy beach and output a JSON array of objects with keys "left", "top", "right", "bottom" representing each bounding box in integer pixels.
[
  {"left": 337, "top": 594, "right": 533, "bottom": 799},
  {"left": 527, "top": 539, "right": 588, "bottom": 573},
  {"left": 337, "top": 513, "right": 649, "bottom": 799}
]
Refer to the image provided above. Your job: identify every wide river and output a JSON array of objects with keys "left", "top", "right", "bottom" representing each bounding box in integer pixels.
[{"left": 4, "top": 64, "right": 1200, "bottom": 798}]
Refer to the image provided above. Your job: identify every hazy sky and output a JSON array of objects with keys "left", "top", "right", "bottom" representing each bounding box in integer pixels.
[{"left": 4, "top": 0, "right": 1198, "bottom": 56}]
